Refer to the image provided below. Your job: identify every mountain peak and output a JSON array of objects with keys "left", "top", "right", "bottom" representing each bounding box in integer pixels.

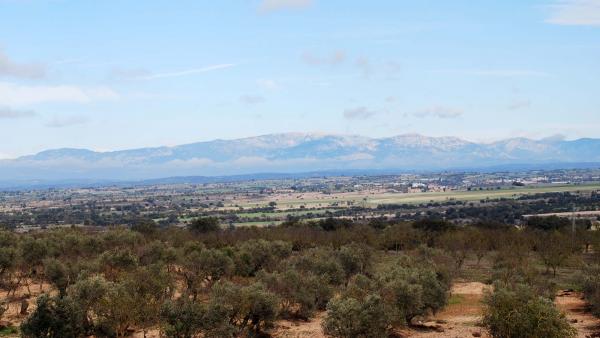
[{"left": 3, "top": 133, "right": 599, "bottom": 181}]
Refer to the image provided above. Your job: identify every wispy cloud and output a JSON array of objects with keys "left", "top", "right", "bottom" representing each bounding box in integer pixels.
[
  {"left": 303, "top": 50, "right": 346, "bottom": 66},
  {"left": 507, "top": 99, "right": 531, "bottom": 110},
  {"left": 0, "top": 106, "right": 36, "bottom": 119},
  {"left": 240, "top": 95, "right": 265, "bottom": 105},
  {"left": 431, "top": 69, "right": 550, "bottom": 77},
  {"left": 259, "top": 0, "right": 313, "bottom": 13},
  {"left": 139, "top": 64, "right": 236, "bottom": 80},
  {"left": 0, "top": 49, "right": 45, "bottom": 79},
  {"left": 343, "top": 106, "right": 376, "bottom": 120},
  {"left": 546, "top": 0, "right": 600, "bottom": 26},
  {"left": 45, "top": 114, "right": 90, "bottom": 128},
  {"left": 256, "top": 79, "right": 280, "bottom": 90},
  {"left": 0, "top": 82, "right": 118, "bottom": 106},
  {"left": 412, "top": 106, "right": 463, "bottom": 119}
]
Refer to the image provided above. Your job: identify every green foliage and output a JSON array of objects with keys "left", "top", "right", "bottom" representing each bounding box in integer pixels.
[
  {"left": 43, "top": 258, "right": 69, "bottom": 296},
  {"left": 482, "top": 283, "right": 576, "bottom": 338},
  {"left": 234, "top": 239, "right": 292, "bottom": 276},
  {"left": 286, "top": 247, "right": 345, "bottom": 285},
  {"left": 259, "top": 268, "right": 333, "bottom": 319},
  {"left": 159, "top": 298, "right": 205, "bottom": 338},
  {"left": 526, "top": 216, "right": 570, "bottom": 231},
  {"left": 535, "top": 231, "right": 578, "bottom": 277},
  {"left": 180, "top": 247, "right": 233, "bottom": 299},
  {"left": 581, "top": 264, "right": 600, "bottom": 317},
  {"left": 99, "top": 249, "right": 138, "bottom": 281},
  {"left": 20, "top": 294, "right": 86, "bottom": 338},
  {"left": 210, "top": 281, "right": 279, "bottom": 335},
  {"left": 322, "top": 294, "right": 390, "bottom": 338},
  {"left": 412, "top": 218, "right": 452, "bottom": 232},
  {"left": 375, "top": 255, "right": 450, "bottom": 324},
  {"left": 188, "top": 217, "right": 221, "bottom": 233},
  {"left": 336, "top": 243, "right": 373, "bottom": 278}
]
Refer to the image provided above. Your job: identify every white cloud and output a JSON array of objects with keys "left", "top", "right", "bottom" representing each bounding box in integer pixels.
[
  {"left": 413, "top": 106, "right": 463, "bottom": 119},
  {"left": 0, "top": 82, "right": 118, "bottom": 106},
  {"left": 0, "top": 106, "right": 36, "bottom": 119},
  {"left": 343, "top": 106, "right": 376, "bottom": 120},
  {"left": 139, "top": 64, "right": 236, "bottom": 80},
  {"left": 259, "top": 0, "right": 313, "bottom": 13},
  {"left": 45, "top": 114, "right": 90, "bottom": 128},
  {"left": 546, "top": 0, "right": 600, "bottom": 26},
  {"left": 302, "top": 50, "right": 346, "bottom": 66},
  {"left": 0, "top": 49, "right": 45, "bottom": 79}
]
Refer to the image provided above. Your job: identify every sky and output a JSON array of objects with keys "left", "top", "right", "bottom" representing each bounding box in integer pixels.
[{"left": 0, "top": 0, "right": 599, "bottom": 159}]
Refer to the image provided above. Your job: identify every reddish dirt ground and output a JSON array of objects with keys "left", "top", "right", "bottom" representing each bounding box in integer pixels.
[
  {"left": 3, "top": 282, "right": 600, "bottom": 337},
  {"left": 555, "top": 290, "right": 600, "bottom": 338}
]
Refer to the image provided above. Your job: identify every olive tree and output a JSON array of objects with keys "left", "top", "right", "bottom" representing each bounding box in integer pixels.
[
  {"left": 482, "top": 283, "right": 576, "bottom": 338},
  {"left": 322, "top": 294, "right": 389, "bottom": 338}
]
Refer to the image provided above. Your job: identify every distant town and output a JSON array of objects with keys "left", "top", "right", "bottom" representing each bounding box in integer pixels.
[{"left": 2, "top": 167, "right": 599, "bottom": 233}]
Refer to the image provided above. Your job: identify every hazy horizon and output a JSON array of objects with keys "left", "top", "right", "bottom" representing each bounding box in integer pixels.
[{"left": 1, "top": 131, "right": 592, "bottom": 160}]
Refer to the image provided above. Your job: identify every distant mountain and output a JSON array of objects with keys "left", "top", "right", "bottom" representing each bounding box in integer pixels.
[{"left": 2, "top": 133, "right": 600, "bottom": 182}]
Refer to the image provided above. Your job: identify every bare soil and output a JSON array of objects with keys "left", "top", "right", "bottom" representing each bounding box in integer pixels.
[{"left": 555, "top": 290, "right": 600, "bottom": 338}]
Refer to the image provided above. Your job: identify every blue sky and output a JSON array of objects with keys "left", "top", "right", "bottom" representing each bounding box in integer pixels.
[{"left": 1, "top": 0, "right": 599, "bottom": 158}]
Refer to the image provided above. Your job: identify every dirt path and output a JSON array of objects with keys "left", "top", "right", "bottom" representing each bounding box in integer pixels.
[
  {"left": 555, "top": 290, "right": 600, "bottom": 338},
  {"left": 400, "top": 282, "right": 490, "bottom": 338}
]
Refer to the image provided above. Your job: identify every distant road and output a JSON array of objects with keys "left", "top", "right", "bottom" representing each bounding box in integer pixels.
[{"left": 523, "top": 210, "right": 600, "bottom": 218}]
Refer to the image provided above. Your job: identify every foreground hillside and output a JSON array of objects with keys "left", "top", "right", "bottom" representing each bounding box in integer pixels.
[{"left": 1, "top": 217, "right": 600, "bottom": 337}]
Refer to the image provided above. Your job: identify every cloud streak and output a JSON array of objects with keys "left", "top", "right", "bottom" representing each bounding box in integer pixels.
[
  {"left": 0, "top": 49, "right": 45, "bottom": 79},
  {"left": 45, "top": 114, "right": 90, "bottom": 128},
  {"left": 546, "top": 0, "right": 600, "bottom": 26},
  {"left": 343, "top": 106, "right": 376, "bottom": 120},
  {"left": 0, "top": 106, "right": 36, "bottom": 119},
  {"left": 412, "top": 106, "right": 463, "bottom": 119},
  {"left": 303, "top": 50, "right": 346, "bottom": 66},
  {"left": 139, "top": 64, "right": 236, "bottom": 80},
  {"left": 432, "top": 69, "right": 550, "bottom": 77},
  {"left": 0, "top": 82, "right": 118, "bottom": 106}
]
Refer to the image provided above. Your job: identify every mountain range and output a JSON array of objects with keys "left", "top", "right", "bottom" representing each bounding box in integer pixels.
[{"left": 2, "top": 133, "right": 600, "bottom": 183}]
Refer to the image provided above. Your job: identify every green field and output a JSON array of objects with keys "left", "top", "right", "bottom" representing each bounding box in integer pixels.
[
  {"left": 366, "top": 183, "right": 600, "bottom": 206},
  {"left": 232, "top": 183, "right": 600, "bottom": 211},
  {"left": 235, "top": 208, "right": 340, "bottom": 219}
]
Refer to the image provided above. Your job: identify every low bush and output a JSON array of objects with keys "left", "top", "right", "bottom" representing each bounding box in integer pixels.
[{"left": 482, "top": 283, "right": 576, "bottom": 338}]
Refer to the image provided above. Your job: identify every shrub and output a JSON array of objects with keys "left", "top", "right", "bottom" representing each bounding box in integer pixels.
[
  {"left": 159, "top": 298, "right": 205, "bottom": 338},
  {"left": 375, "top": 256, "right": 450, "bottom": 325},
  {"left": 180, "top": 248, "right": 233, "bottom": 299},
  {"left": 285, "top": 247, "right": 345, "bottom": 285},
  {"left": 322, "top": 294, "right": 390, "bottom": 338},
  {"left": 20, "top": 294, "right": 86, "bottom": 338},
  {"left": 209, "top": 281, "right": 279, "bottom": 335},
  {"left": 336, "top": 243, "right": 373, "bottom": 278},
  {"left": 188, "top": 217, "right": 221, "bottom": 233},
  {"left": 581, "top": 264, "right": 600, "bottom": 316},
  {"left": 234, "top": 239, "right": 292, "bottom": 277},
  {"left": 482, "top": 283, "right": 576, "bottom": 338},
  {"left": 259, "top": 268, "right": 333, "bottom": 319}
]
